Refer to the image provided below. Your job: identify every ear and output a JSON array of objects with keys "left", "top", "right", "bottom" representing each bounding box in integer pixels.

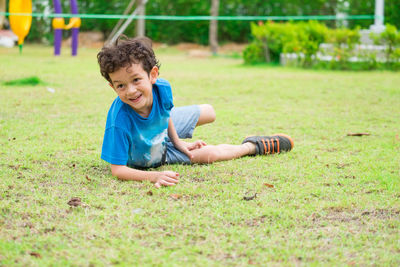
[{"left": 149, "top": 66, "right": 159, "bottom": 84}]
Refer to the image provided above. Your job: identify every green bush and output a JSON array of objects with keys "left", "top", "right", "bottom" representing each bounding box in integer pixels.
[
  {"left": 326, "top": 27, "right": 360, "bottom": 70},
  {"left": 284, "top": 21, "right": 328, "bottom": 67},
  {"left": 371, "top": 24, "right": 400, "bottom": 64},
  {"left": 244, "top": 21, "right": 400, "bottom": 71},
  {"left": 243, "top": 41, "right": 265, "bottom": 64},
  {"left": 245, "top": 21, "right": 328, "bottom": 67}
]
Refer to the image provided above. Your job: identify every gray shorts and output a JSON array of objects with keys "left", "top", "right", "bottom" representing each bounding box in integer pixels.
[{"left": 165, "top": 105, "right": 201, "bottom": 165}]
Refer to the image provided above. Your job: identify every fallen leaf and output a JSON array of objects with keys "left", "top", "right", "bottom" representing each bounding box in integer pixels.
[
  {"left": 30, "top": 252, "right": 42, "bottom": 258},
  {"left": 23, "top": 222, "right": 34, "bottom": 228},
  {"left": 243, "top": 193, "right": 257, "bottom": 201},
  {"left": 336, "top": 163, "right": 351, "bottom": 169},
  {"left": 263, "top": 183, "right": 274, "bottom": 188},
  {"left": 146, "top": 190, "right": 153, "bottom": 196},
  {"left": 8, "top": 164, "right": 20, "bottom": 170},
  {"left": 309, "top": 213, "right": 317, "bottom": 221},
  {"left": 67, "top": 197, "right": 81, "bottom": 207},
  {"left": 85, "top": 175, "right": 92, "bottom": 181},
  {"left": 248, "top": 259, "right": 256, "bottom": 265},
  {"left": 347, "top": 133, "right": 370, "bottom": 136},
  {"left": 44, "top": 227, "right": 56, "bottom": 233},
  {"left": 170, "top": 194, "right": 182, "bottom": 200}
]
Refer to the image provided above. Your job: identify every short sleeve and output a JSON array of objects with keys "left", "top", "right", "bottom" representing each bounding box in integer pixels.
[
  {"left": 155, "top": 79, "right": 174, "bottom": 111},
  {"left": 101, "top": 126, "right": 130, "bottom": 165}
]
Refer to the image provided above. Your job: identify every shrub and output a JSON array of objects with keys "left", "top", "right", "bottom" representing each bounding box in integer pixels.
[
  {"left": 283, "top": 21, "right": 328, "bottom": 67},
  {"left": 243, "top": 41, "right": 265, "bottom": 64},
  {"left": 371, "top": 24, "right": 400, "bottom": 65},
  {"left": 244, "top": 22, "right": 399, "bottom": 71},
  {"left": 249, "top": 21, "right": 292, "bottom": 63},
  {"left": 327, "top": 27, "right": 360, "bottom": 70},
  {"left": 245, "top": 21, "right": 328, "bottom": 67}
]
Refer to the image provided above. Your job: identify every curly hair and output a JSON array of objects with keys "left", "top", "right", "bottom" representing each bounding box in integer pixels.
[{"left": 97, "top": 35, "right": 160, "bottom": 84}]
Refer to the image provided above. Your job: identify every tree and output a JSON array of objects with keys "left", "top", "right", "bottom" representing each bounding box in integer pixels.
[
  {"left": 136, "top": 0, "right": 146, "bottom": 36},
  {"left": 0, "top": 0, "right": 6, "bottom": 29},
  {"left": 209, "top": 0, "right": 219, "bottom": 54}
]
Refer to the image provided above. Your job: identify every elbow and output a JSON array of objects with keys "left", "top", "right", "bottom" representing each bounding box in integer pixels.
[{"left": 110, "top": 165, "right": 124, "bottom": 179}]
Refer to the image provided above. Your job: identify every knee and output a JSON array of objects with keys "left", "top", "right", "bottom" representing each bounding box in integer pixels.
[{"left": 200, "top": 104, "right": 216, "bottom": 123}]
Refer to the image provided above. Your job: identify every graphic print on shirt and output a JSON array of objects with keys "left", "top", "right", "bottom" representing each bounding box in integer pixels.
[{"left": 128, "top": 117, "right": 169, "bottom": 168}]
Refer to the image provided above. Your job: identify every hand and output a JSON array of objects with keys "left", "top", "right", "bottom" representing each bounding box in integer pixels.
[
  {"left": 186, "top": 140, "right": 207, "bottom": 151},
  {"left": 153, "top": 171, "right": 179, "bottom": 188},
  {"left": 174, "top": 140, "right": 207, "bottom": 160}
]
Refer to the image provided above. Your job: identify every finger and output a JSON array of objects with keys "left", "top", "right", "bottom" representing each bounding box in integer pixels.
[
  {"left": 187, "top": 143, "right": 197, "bottom": 150},
  {"left": 193, "top": 142, "right": 200, "bottom": 149},
  {"left": 195, "top": 140, "right": 206, "bottom": 148},
  {"left": 162, "top": 176, "right": 179, "bottom": 183},
  {"left": 160, "top": 180, "right": 176, "bottom": 186},
  {"left": 163, "top": 171, "right": 179, "bottom": 179},
  {"left": 154, "top": 182, "right": 161, "bottom": 188}
]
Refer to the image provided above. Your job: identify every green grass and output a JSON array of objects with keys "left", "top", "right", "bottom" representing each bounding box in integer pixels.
[{"left": 1, "top": 45, "right": 399, "bottom": 266}]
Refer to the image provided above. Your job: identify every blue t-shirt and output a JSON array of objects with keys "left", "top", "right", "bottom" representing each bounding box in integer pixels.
[{"left": 101, "top": 78, "right": 174, "bottom": 168}]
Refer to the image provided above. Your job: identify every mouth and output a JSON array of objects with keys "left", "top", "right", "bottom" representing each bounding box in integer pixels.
[{"left": 129, "top": 94, "right": 142, "bottom": 103}]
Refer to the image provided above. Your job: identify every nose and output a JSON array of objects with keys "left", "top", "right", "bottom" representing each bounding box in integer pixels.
[{"left": 126, "top": 83, "right": 137, "bottom": 94}]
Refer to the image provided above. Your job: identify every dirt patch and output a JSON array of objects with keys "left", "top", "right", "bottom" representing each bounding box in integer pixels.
[
  {"left": 219, "top": 43, "right": 247, "bottom": 53},
  {"left": 208, "top": 252, "right": 247, "bottom": 261},
  {"left": 360, "top": 209, "right": 400, "bottom": 219},
  {"left": 191, "top": 177, "right": 205, "bottom": 182},
  {"left": 246, "top": 215, "right": 269, "bottom": 227},
  {"left": 176, "top": 42, "right": 206, "bottom": 51},
  {"left": 157, "top": 42, "right": 247, "bottom": 57},
  {"left": 311, "top": 207, "right": 400, "bottom": 225},
  {"left": 62, "top": 31, "right": 105, "bottom": 48}
]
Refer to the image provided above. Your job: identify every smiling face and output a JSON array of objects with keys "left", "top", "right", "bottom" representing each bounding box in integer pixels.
[{"left": 109, "top": 64, "right": 158, "bottom": 118}]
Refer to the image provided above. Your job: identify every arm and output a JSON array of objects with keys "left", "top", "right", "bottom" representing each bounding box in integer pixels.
[
  {"left": 111, "top": 164, "right": 179, "bottom": 188},
  {"left": 167, "top": 118, "right": 206, "bottom": 160}
]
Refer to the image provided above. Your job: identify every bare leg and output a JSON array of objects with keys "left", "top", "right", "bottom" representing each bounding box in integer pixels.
[
  {"left": 196, "top": 104, "right": 216, "bottom": 126},
  {"left": 190, "top": 143, "right": 256, "bottom": 164}
]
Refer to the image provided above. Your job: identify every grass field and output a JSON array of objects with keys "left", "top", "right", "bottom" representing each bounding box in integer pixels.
[{"left": 1, "top": 45, "right": 399, "bottom": 266}]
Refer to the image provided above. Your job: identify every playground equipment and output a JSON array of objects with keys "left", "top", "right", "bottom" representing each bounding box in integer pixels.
[
  {"left": 9, "top": 0, "right": 32, "bottom": 53},
  {"left": 52, "top": 0, "right": 81, "bottom": 56}
]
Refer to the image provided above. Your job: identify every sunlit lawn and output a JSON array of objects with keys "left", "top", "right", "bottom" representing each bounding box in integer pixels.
[{"left": 0, "top": 44, "right": 399, "bottom": 266}]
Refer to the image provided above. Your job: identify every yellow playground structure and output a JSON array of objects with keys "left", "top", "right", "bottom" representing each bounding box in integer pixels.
[{"left": 9, "top": 0, "right": 32, "bottom": 52}]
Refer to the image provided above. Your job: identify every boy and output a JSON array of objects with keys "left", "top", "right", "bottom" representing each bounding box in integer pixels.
[{"left": 97, "top": 36, "right": 294, "bottom": 188}]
